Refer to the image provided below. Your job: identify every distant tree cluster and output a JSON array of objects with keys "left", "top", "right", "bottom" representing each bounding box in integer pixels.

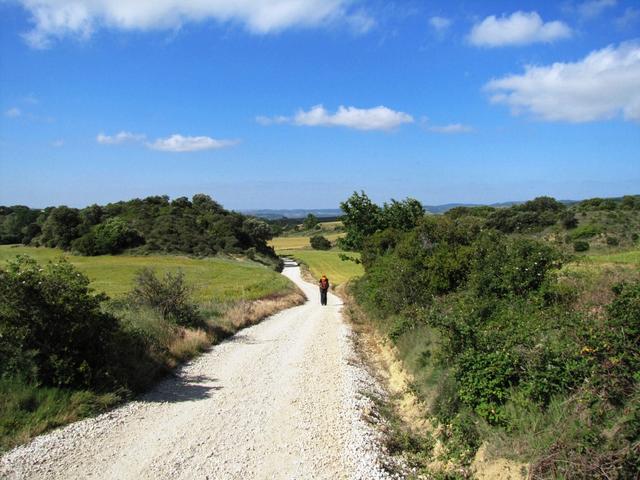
[
  {"left": 338, "top": 191, "right": 425, "bottom": 250},
  {"left": 0, "top": 194, "right": 276, "bottom": 259}
]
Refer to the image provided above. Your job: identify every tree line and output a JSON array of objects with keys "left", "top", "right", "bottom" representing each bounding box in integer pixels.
[{"left": 0, "top": 194, "right": 277, "bottom": 261}]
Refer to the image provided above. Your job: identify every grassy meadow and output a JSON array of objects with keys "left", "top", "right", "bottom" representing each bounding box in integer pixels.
[
  {"left": 0, "top": 245, "right": 292, "bottom": 302},
  {"left": 279, "top": 249, "right": 362, "bottom": 286},
  {"left": 269, "top": 232, "right": 345, "bottom": 250},
  {"left": 583, "top": 248, "right": 640, "bottom": 266},
  {"left": 269, "top": 220, "right": 361, "bottom": 286}
]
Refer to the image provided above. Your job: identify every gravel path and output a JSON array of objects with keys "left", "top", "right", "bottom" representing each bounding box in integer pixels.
[{"left": 1, "top": 263, "right": 395, "bottom": 480}]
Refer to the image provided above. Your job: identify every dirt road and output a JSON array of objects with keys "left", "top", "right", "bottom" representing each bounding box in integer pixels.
[{"left": 1, "top": 262, "right": 392, "bottom": 480}]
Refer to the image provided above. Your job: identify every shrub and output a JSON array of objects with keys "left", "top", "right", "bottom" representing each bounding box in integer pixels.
[
  {"left": 130, "top": 268, "right": 202, "bottom": 327},
  {"left": 561, "top": 211, "right": 578, "bottom": 229},
  {"left": 606, "top": 236, "right": 619, "bottom": 246},
  {"left": 470, "top": 232, "right": 561, "bottom": 298},
  {"left": 73, "top": 218, "right": 144, "bottom": 255},
  {"left": 0, "top": 256, "right": 120, "bottom": 389},
  {"left": 569, "top": 224, "right": 602, "bottom": 240},
  {"left": 573, "top": 240, "right": 590, "bottom": 252},
  {"left": 310, "top": 234, "right": 331, "bottom": 250}
]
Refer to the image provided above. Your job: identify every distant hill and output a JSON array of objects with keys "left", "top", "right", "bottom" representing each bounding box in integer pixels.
[
  {"left": 242, "top": 209, "right": 343, "bottom": 220},
  {"left": 247, "top": 200, "right": 582, "bottom": 218}
]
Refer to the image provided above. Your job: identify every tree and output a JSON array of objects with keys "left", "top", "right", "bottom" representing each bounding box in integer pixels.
[
  {"left": 339, "top": 191, "right": 383, "bottom": 251},
  {"left": 303, "top": 213, "right": 319, "bottom": 230},
  {"left": 561, "top": 211, "right": 578, "bottom": 229},
  {"left": 381, "top": 198, "right": 425, "bottom": 230},
  {"left": 73, "top": 218, "right": 144, "bottom": 255},
  {"left": 39, "top": 206, "right": 81, "bottom": 249}
]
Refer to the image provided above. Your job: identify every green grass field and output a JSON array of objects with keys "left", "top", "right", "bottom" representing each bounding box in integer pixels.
[
  {"left": 279, "top": 249, "right": 363, "bottom": 285},
  {"left": 269, "top": 232, "right": 345, "bottom": 250},
  {"left": 583, "top": 248, "right": 640, "bottom": 266},
  {"left": 0, "top": 245, "right": 292, "bottom": 302}
]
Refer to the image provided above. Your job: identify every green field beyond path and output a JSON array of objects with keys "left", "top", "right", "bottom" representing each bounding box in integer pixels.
[
  {"left": 0, "top": 246, "right": 292, "bottom": 302},
  {"left": 279, "top": 250, "right": 363, "bottom": 286}
]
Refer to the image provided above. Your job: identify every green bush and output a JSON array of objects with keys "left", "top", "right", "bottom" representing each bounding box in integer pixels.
[
  {"left": 0, "top": 256, "right": 121, "bottom": 389},
  {"left": 561, "top": 211, "right": 578, "bottom": 229},
  {"left": 606, "top": 236, "right": 619, "bottom": 246},
  {"left": 310, "top": 234, "right": 331, "bottom": 250},
  {"left": 130, "top": 268, "right": 202, "bottom": 328},
  {"left": 573, "top": 240, "right": 590, "bottom": 252},
  {"left": 469, "top": 232, "right": 561, "bottom": 298},
  {"left": 569, "top": 224, "right": 602, "bottom": 240},
  {"left": 73, "top": 218, "right": 144, "bottom": 255}
]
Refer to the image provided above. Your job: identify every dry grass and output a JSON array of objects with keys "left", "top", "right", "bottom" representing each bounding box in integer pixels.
[
  {"left": 168, "top": 328, "right": 211, "bottom": 363},
  {"left": 222, "top": 289, "right": 306, "bottom": 330}
]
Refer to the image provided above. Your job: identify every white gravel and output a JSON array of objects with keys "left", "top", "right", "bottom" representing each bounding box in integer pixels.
[{"left": 1, "top": 263, "right": 399, "bottom": 480}]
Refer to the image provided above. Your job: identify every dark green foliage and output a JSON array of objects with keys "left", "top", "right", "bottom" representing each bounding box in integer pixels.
[
  {"left": 130, "top": 268, "right": 202, "bottom": 328},
  {"left": 339, "top": 191, "right": 425, "bottom": 251},
  {"left": 561, "top": 211, "right": 578, "bottom": 229},
  {"left": 339, "top": 191, "right": 384, "bottom": 250},
  {"left": 606, "top": 236, "right": 620, "bottom": 246},
  {"left": 382, "top": 198, "right": 425, "bottom": 231},
  {"left": 73, "top": 218, "right": 144, "bottom": 255},
  {"left": 445, "top": 205, "right": 495, "bottom": 219},
  {"left": 0, "top": 206, "right": 41, "bottom": 244},
  {"left": 39, "top": 206, "right": 82, "bottom": 249},
  {"left": 347, "top": 191, "right": 640, "bottom": 472},
  {"left": 302, "top": 213, "right": 319, "bottom": 230},
  {"left": 621, "top": 195, "right": 640, "bottom": 210},
  {"left": 0, "top": 194, "right": 277, "bottom": 263},
  {"left": 469, "top": 232, "right": 561, "bottom": 298},
  {"left": 309, "top": 234, "right": 331, "bottom": 250},
  {"left": 486, "top": 196, "right": 565, "bottom": 233},
  {"left": 0, "top": 256, "right": 120, "bottom": 390},
  {"left": 573, "top": 240, "right": 590, "bottom": 252}
]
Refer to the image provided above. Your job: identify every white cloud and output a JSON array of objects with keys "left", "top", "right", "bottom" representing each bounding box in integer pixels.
[
  {"left": 578, "top": 0, "right": 617, "bottom": 19},
  {"left": 427, "top": 123, "right": 474, "bottom": 134},
  {"left": 148, "top": 134, "right": 238, "bottom": 152},
  {"left": 256, "top": 115, "right": 289, "bottom": 126},
  {"left": 96, "top": 131, "right": 145, "bottom": 145},
  {"left": 16, "top": 0, "right": 369, "bottom": 48},
  {"left": 469, "top": 11, "right": 572, "bottom": 47},
  {"left": 51, "top": 139, "right": 64, "bottom": 147},
  {"left": 429, "top": 16, "right": 452, "bottom": 32},
  {"left": 292, "top": 104, "right": 413, "bottom": 130},
  {"left": 5, "top": 107, "right": 21, "bottom": 118},
  {"left": 485, "top": 41, "right": 640, "bottom": 123}
]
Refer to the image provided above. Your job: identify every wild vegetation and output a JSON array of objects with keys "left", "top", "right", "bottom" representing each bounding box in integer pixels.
[
  {"left": 0, "top": 251, "right": 301, "bottom": 452},
  {"left": 0, "top": 194, "right": 301, "bottom": 452},
  {"left": 0, "top": 194, "right": 280, "bottom": 269},
  {"left": 342, "top": 191, "right": 640, "bottom": 478}
]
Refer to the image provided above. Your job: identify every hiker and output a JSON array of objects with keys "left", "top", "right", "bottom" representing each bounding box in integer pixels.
[{"left": 319, "top": 274, "right": 330, "bottom": 306}]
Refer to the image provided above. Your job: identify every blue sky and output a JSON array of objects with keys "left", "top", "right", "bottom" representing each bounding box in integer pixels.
[{"left": 0, "top": 0, "right": 638, "bottom": 209}]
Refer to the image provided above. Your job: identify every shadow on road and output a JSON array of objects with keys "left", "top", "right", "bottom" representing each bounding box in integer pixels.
[{"left": 143, "top": 374, "right": 222, "bottom": 403}]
